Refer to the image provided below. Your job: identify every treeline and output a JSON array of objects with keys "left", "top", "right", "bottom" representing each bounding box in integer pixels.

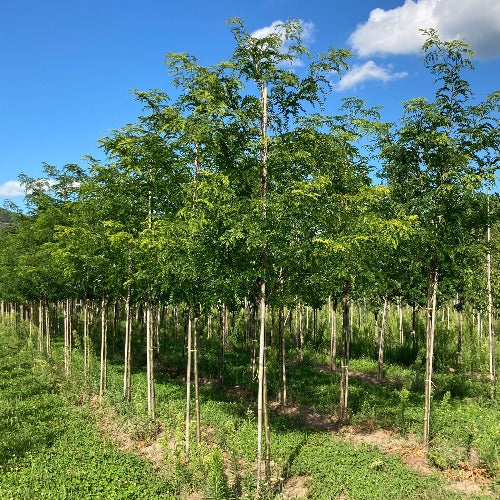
[{"left": 0, "top": 20, "right": 498, "bottom": 494}]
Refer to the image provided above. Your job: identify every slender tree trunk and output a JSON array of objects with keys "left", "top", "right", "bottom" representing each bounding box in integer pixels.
[
  {"left": 299, "top": 301, "right": 304, "bottom": 361},
  {"left": 99, "top": 295, "right": 108, "bottom": 401},
  {"left": 257, "top": 80, "right": 269, "bottom": 497},
  {"left": 28, "top": 303, "right": 33, "bottom": 342},
  {"left": 411, "top": 303, "right": 417, "bottom": 354},
  {"left": 399, "top": 299, "right": 404, "bottom": 344},
  {"left": 263, "top": 352, "right": 271, "bottom": 481},
  {"left": 220, "top": 303, "right": 227, "bottom": 386},
  {"left": 146, "top": 299, "right": 155, "bottom": 418},
  {"left": 193, "top": 306, "right": 201, "bottom": 444},
  {"left": 123, "top": 289, "right": 132, "bottom": 401},
  {"left": 185, "top": 310, "right": 192, "bottom": 460},
  {"left": 330, "top": 298, "right": 338, "bottom": 371},
  {"left": 251, "top": 305, "right": 258, "bottom": 379},
  {"left": 83, "top": 299, "right": 89, "bottom": 381},
  {"left": 378, "top": 297, "right": 388, "bottom": 381},
  {"left": 278, "top": 306, "right": 286, "bottom": 408},
  {"left": 45, "top": 300, "right": 51, "bottom": 357},
  {"left": 257, "top": 281, "right": 266, "bottom": 495},
  {"left": 487, "top": 203, "right": 496, "bottom": 396},
  {"left": 64, "top": 299, "right": 70, "bottom": 374},
  {"left": 313, "top": 308, "right": 317, "bottom": 347},
  {"left": 339, "top": 281, "right": 351, "bottom": 423},
  {"left": 457, "top": 308, "right": 463, "bottom": 370},
  {"left": 423, "top": 259, "right": 438, "bottom": 451},
  {"left": 38, "top": 298, "right": 44, "bottom": 353}
]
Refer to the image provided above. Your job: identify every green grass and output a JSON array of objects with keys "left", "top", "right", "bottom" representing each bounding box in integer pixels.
[
  {"left": 1, "top": 316, "right": 497, "bottom": 498},
  {"left": 0, "top": 323, "right": 175, "bottom": 499}
]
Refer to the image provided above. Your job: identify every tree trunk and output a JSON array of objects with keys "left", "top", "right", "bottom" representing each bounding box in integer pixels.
[
  {"left": 257, "top": 281, "right": 266, "bottom": 495},
  {"left": 313, "top": 308, "right": 317, "bottom": 347},
  {"left": 83, "top": 299, "right": 89, "bottom": 381},
  {"left": 278, "top": 306, "right": 286, "bottom": 408},
  {"left": 99, "top": 295, "right": 108, "bottom": 401},
  {"left": 487, "top": 206, "right": 496, "bottom": 397},
  {"left": 263, "top": 351, "right": 271, "bottom": 481},
  {"left": 45, "top": 300, "right": 51, "bottom": 357},
  {"left": 423, "top": 260, "right": 438, "bottom": 451},
  {"left": 193, "top": 306, "right": 201, "bottom": 444},
  {"left": 38, "top": 298, "right": 44, "bottom": 353},
  {"left": 123, "top": 289, "right": 132, "bottom": 401},
  {"left": 378, "top": 297, "right": 388, "bottom": 382},
  {"left": 339, "top": 281, "right": 351, "bottom": 423},
  {"left": 457, "top": 308, "right": 463, "bottom": 370},
  {"left": 185, "top": 310, "right": 192, "bottom": 460},
  {"left": 399, "top": 299, "right": 404, "bottom": 345},
  {"left": 219, "top": 303, "right": 227, "bottom": 386},
  {"left": 411, "top": 303, "right": 417, "bottom": 355},
  {"left": 330, "top": 298, "right": 338, "bottom": 371},
  {"left": 64, "top": 298, "right": 71, "bottom": 374},
  {"left": 146, "top": 299, "right": 155, "bottom": 418},
  {"left": 299, "top": 301, "right": 304, "bottom": 361}
]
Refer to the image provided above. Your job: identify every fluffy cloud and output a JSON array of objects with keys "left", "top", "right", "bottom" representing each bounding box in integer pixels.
[
  {"left": 0, "top": 181, "right": 24, "bottom": 198},
  {"left": 251, "top": 19, "right": 314, "bottom": 66},
  {"left": 334, "top": 61, "right": 408, "bottom": 91},
  {"left": 349, "top": 0, "right": 500, "bottom": 59},
  {"left": 252, "top": 19, "right": 314, "bottom": 41}
]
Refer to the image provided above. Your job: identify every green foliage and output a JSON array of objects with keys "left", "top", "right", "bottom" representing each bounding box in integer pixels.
[
  {"left": 290, "top": 434, "right": 443, "bottom": 499},
  {"left": 0, "top": 324, "right": 175, "bottom": 498}
]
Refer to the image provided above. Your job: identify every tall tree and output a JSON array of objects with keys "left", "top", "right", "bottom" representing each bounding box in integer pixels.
[{"left": 380, "top": 30, "right": 499, "bottom": 450}]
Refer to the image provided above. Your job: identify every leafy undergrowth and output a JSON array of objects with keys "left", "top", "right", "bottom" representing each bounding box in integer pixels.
[
  {"left": 1, "top": 323, "right": 498, "bottom": 499},
  {"left": 0, "top": 325, "right": 175, "bottom": 499}
]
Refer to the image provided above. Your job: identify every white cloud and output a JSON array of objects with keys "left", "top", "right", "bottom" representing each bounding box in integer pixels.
[
  {"left": 251, "top": 19, "right": 314, "bottom": 43},
  {"left": 251, "top": 19, "right": 315, "bottom": 66},
  {"left": 349, "top": 0, "right": 500, "bottom": 59},
  {"left": 0, "top": 181, "right": 24, "bottom": 197},
  {"left": 334, "top": 61, "right": 408, "bottom": 91}
]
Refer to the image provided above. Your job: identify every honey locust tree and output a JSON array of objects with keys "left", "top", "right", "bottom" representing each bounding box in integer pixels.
[{"left": 379, "top": 30, "right": 499, "bottom": 451}]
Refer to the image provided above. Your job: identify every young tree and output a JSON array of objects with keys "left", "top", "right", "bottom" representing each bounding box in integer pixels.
[{"left": 380, "top": 30, "right": 499, "bottom": 450}]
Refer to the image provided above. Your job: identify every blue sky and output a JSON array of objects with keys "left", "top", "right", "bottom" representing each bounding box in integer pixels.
[{"left": 1, "top": 0, "right": 499, "bottom": 208}]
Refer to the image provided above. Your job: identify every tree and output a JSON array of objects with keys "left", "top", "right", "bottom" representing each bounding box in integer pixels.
[{"left": 380, "top": 29, "right": 499, "bottom": 450}]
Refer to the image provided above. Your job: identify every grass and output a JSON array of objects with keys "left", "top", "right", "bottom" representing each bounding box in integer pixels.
[
  {"left": 1, "top": 314, "right": 498, "bottom": 498},
  {"left": 0, "top": 323, "right": 175, "bottom": 499}
]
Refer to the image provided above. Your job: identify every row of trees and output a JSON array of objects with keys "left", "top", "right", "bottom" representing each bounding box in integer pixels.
[{"left": 1, "top": 20, "right": 498, "bottom": 494}]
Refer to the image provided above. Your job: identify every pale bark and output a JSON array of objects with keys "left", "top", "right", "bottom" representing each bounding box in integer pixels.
[
  {"left": 99, "top": 296, "right": 108, "bottom": 400},
  {"left": 457, "top": 308, "right": 463, "bottom": 370},
  {"left": 146, "top": 300, "right": 155, "bottom": 418},
  {"left": 487, "top": 205, "right": 496, "bottom": 396},
  {"left": 83, "top": 299, "right": 89, "bottom": 381},
  {"left": 38, "top": 299, "right": 44, "bottom": 353},
  {"left": 193, "top": 307, "right": 201, "bottom": 444},
  {"left": 423, "top": 263, "right": 438, "bottom": 451},
  {"left": 399, "top": 299, "right": 404, "bottom": 345},
  {"left": 63, "top": 299, "right": 71, "bottom": 374},
  {"left": 377, "top": 297, "right": 388, "bottom": 382},
  {"left": 256, "top": 79, "right": 269, "bottom": 497},
  {"left": 278, "top": 306, "right": 286, "bottom": 408},
  {"left": 256, "top": 281, "right": 266, "bottom": 493},
  {"left": 45, "top": 301, "right": 51, "bottom": 357},
  {"left": 330, "top": 298, "right": 337, "bottom": 371},
  {"left": 185, "top": 311, "right": 192, "bottom": 459},
  {"left": 123, "top": 290, "right": 132, "bottom": 401},
  {"left": 339, "top": 281, "right": 350, "bottom": 423}
]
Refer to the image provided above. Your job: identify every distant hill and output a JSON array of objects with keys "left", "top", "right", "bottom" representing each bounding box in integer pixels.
[{"left": 0, "top": 207, "right": 15, "bottom": 226}]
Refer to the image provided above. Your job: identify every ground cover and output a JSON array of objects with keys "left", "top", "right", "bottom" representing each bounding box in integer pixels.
[{"left": 1, "top": 320, "right": 497, "bottom": 498}]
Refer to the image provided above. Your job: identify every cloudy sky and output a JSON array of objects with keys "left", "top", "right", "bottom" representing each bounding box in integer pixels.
[{"left": 1, "top": 0, "right": 499, "bottom": 207}]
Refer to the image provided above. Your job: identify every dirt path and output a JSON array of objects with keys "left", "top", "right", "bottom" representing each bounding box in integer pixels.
[{"left": 88, "top": 385, "right": 494, "bottom": 499}]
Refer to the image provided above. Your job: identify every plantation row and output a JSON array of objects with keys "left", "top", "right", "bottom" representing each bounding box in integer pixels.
[
  {"left": 1, "top": 299, "right": 497, "bottom": 498},
  {"left": 0, "top": 19, "right": 498, "bottom": 494}
]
